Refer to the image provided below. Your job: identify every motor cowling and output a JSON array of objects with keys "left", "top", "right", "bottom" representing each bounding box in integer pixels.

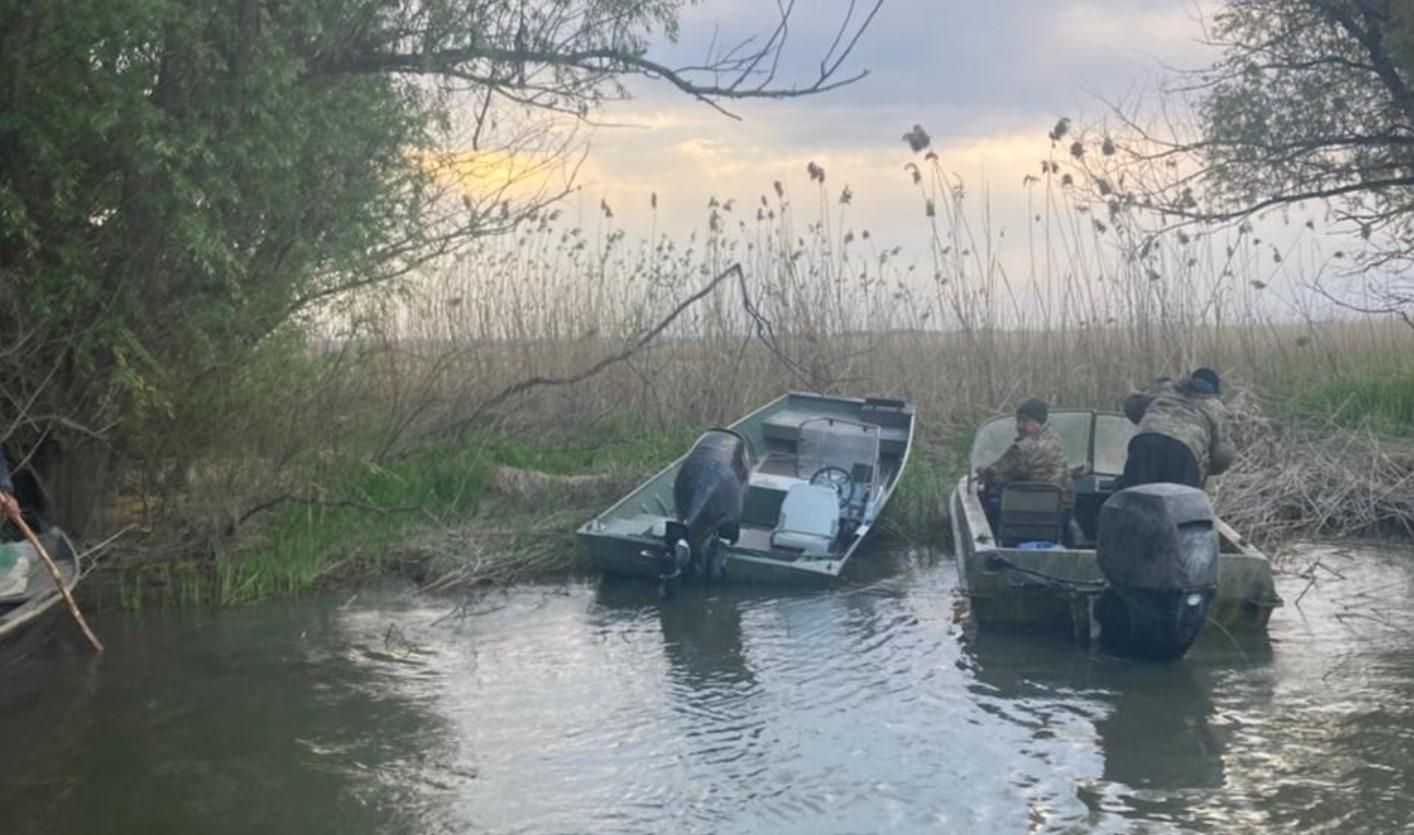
[
  {"left": 660, "top": 430, "right": 751, "bottom": 595},
  {"left": 1096, "top": 483, "right": 1219, "bottom": 661}
]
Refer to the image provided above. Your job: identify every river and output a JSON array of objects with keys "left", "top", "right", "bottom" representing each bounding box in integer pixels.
[{"left": 3, "top": 543, "right": 1412, "bottom": 834}]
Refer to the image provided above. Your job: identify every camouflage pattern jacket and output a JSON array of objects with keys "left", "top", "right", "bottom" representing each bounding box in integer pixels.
[
  {"left": 981, "top": 425, "right": 1074, "bottom": 508},
  {"left": 1127, "top": 380, "right": 1235, "bottom": 481}
]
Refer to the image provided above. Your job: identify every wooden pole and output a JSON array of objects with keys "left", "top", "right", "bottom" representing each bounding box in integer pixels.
[{"left": 10, "top": 514, "right": 103, "bottom": 653}]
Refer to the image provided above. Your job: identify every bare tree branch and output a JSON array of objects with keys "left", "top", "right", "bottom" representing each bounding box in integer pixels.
[{"left": 423, "top": 263, "right": 747, "bottom": 440}]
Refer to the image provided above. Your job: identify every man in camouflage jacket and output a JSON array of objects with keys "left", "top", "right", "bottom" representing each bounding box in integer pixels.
[
  {"left": 1121, "top": 368, "right": 1235, "bottom": 488},
  {"left": 978, "top": 398, "right": 1074, "bottom": 509}
]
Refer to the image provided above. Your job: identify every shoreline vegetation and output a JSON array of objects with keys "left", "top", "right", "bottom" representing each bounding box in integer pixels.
[
  {"left": 95, "top": 148, "right": 1414, "bottom": 608},
  {"left": 6, "top": 1, "right": 1414, "bottom": 615},
  {"left": 104, "top": 357, "right": 1414, "bottom": 610},
  {"left": 96, "top": 152, "right": 1414, "bottom": 609}
]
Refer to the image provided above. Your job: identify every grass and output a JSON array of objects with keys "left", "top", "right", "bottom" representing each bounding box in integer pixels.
[
  {"left": 115, "top": 415, "right": 692, "bottom": 608},
  {"left": 1269, "top": 365, "right": 1414, "bottom": 436},
  {"left": 880, "top": 425, "right": 973, "bottom": 548}
]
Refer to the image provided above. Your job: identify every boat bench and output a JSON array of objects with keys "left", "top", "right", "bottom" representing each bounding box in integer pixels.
[{"left": 762, "top": 410, "right": 908, "bottom": 456}]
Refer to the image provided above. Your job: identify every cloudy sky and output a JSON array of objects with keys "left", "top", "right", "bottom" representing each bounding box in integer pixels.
[
  {"left": 441, "top": 0, "right": 1348, "bottom": 323},
  {"left": 561, "top": 0, "right": 1220, "bottom": 247}
]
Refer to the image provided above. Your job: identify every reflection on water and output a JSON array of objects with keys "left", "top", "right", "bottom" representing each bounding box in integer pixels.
[{"left": 3, "top": 543, "right": 1414, "bottom": 833}]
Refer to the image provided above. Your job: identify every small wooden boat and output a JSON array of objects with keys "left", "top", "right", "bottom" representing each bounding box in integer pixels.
[
  {"left": 951, "top": 410, "right": 1281, "bottom": 656},
  {"left": 0, "top": 529, "right": 82, "bottom": 645},
  {"left": 578, "top": 392, "right": 916, "bottom": 586}
]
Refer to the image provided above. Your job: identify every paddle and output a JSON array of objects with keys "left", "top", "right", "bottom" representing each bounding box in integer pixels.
[{"left": 5, "top": 507, "right": 103, "bottom": 653}]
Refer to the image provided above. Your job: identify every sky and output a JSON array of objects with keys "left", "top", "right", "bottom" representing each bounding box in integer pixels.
[
  {"left": 441, "top": 0, "right": 1356, "bottom": 325},
  {"left": 559, "top": 0, "right": 1221, "bottom": 245}
]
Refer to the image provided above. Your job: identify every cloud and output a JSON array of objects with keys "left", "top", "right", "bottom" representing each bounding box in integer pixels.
[
  {"left": 559, "top": 0, "right": 1222, "bottom": 239},
  {"left": 438, "top": 0, "right": 1332, "bottom": 320}
]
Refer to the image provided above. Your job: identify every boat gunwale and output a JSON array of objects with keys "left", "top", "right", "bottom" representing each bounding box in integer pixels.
[
  {"left": 950, "top": 473, "right": 1284, "bottom": 612},
  {"left": 0, "top": 531, "right": 82, "bottom": 642},
  {"left": 577, "top": 390, "right": 917, "bottom": 578}
]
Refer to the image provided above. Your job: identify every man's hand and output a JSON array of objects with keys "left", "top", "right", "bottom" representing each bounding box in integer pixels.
[{"left": 0, "top": 491, "right": 19, "bottom": 522}]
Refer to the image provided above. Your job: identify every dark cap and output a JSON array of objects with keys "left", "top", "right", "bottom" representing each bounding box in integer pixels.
[
  {"left": 1190, "top": 367, "right": 1221, "bottom": 395},
  {"left": 1017, "top": 398, "right": 1049, "bottom": 424}
]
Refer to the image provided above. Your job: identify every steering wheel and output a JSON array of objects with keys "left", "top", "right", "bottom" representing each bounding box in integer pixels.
[{"left": 809, "top": 465, "right": 855, "bottom": 507}]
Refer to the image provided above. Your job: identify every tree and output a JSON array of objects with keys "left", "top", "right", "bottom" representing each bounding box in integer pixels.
[
  {"left": 1071, "top": 0, "right": 1414, "bottom": 324},
  {"left": 0, "top": 0, "right": 882, "bottom": 532}
]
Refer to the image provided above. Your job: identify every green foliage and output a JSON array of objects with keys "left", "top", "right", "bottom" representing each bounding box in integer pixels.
[
  {"left": 1265, "top": 356, "right": 1414, "bottom": 436},
  {"left": 1, "top": 0, "right": 435, "bottom": 440},
  {"left": 887, "top": 434, "right": 969, "bottom": 546},
  {"left": 132, "top": 413, "right": 687, "bottom": 607},
  {"left": 1195, "top": 1, "right": 1414, "bottom": 264},
  {"left": 0, "top": 0, "right": 714, "bottom": 498}
]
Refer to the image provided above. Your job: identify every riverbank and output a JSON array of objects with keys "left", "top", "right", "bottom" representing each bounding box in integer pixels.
[
  {"left": 99, "top": 410, "right": 974, "bottom": 608},
  {"left": 107, "top": 421, "right": 694, "bottom": 608},
  {"left": 95, "top": 376, "right": 1414, "bottom": 611}
]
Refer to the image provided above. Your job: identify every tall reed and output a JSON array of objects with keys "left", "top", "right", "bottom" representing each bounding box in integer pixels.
[{"left": 342, "top": 144, "right": 1411, "bottom": 445}]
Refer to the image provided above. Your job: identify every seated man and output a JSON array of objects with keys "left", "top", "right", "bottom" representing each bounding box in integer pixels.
[
  {"left": 1120, "top": 367, "right": 1235, "bottom": 489},
  {"left": 977, "top": 398, "right": 1074, "bottom": 531}
]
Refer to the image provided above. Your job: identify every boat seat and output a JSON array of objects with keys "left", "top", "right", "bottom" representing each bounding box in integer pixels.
[
  {"left": 0, "top": 545, "right": 30, "bottom": 601},
  {"left": 771, "top": 483, "right": 840, "bottom": 555},
  {"left": 996, "top": 482, "right": 1063, "bottom": 547}
]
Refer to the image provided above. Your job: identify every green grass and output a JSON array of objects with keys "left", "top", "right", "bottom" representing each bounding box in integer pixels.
[
  {"left": 118, "top": 414, "right": 694, "bottom": 608},
  {"left": 1261, "top": 352, "right": 1414, "bottom": 436},
  {"left": 880, "top": 425, "right": 972, "bottom": 547}
]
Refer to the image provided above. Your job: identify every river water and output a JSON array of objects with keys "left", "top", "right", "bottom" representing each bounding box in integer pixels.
[{"left": 3, "top": 543, "right": 1413, "bottom": 834}]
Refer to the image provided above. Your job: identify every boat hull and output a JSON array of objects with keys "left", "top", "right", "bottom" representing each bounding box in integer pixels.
[
  {"left": 578, "top": 531, "right": 846, "bottom": 586},
  {"left": 0, "top": 530, "right": 82, "bottom": 653},
  {"left": 951, "top": 479, "right": 1281, "bottom": 638},
  {"left": 578, "top": 392, "right": 915, "bottom": 587}
]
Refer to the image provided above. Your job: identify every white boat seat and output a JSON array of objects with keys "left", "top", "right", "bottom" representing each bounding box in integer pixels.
[{"left": 771, "top": 483, "right": 840, "bottom": 554}]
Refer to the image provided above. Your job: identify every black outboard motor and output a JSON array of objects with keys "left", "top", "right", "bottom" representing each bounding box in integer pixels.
[
  {"left": 1096, "top": 483, "right": 1219, "bottom": 661},
  {"left": 659, "top": 430, "right": 751, "bottom": 597}
]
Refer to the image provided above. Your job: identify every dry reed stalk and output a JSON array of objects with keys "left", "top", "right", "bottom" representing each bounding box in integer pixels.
[{"left": 1215, "top": 394, "right": 1414, "bottom": 543}]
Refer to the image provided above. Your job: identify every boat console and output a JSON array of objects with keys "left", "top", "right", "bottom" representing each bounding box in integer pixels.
[{"left": 741, "top": 414, "right": 890, "bottom": 556}]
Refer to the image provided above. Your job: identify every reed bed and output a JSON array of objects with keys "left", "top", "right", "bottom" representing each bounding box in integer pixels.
[
  {"left": 343, "top": 151, "right": 1406, "bottom": 426},
  {"left": 1215, "top": 394, "right": 1414, "bottom": 544},
  {"left": 322, "top": 149, "right": 1414, "bottom": 548},
  {"left": 155, "top": 147, "right": 1414, "bottom": 601}
]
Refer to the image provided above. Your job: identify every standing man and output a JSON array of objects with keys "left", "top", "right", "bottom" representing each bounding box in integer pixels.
[{"left": 1120, "top": 368, "right": 1235, "bottom": 489}]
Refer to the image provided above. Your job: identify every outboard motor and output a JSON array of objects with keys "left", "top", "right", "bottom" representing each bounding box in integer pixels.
[
  {"left": 1096, "top": 483, "right": 1219, "bottom": 661},
  {"left": 658, "top": 430, "right": 751, "bottom": 597}
]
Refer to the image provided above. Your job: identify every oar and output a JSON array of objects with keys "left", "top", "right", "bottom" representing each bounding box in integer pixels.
[{"left": 7, "top": 511, "right": 103, "bottom": 653}]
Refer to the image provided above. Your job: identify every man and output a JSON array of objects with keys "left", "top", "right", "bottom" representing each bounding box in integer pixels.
[
  {"left": 977, "top": 398, "right": 1074, "bottom": 512},
  {"left": 0, "top": 447, "right": 18, "bottom": 521},
  {"left": 1120, "top": 367, "right": 1235, "bottom": 489}
]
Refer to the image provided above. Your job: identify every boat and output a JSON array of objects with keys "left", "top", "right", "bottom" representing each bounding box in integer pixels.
[
  {"left": 578, "top": 392, "right": 915, "bottom": 589},
  {"left": 950, "top": 409, "right": 1281, "bottom": 659},
  {"left": 0, "top": 529, "right": 82, "bottom": 646}
]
